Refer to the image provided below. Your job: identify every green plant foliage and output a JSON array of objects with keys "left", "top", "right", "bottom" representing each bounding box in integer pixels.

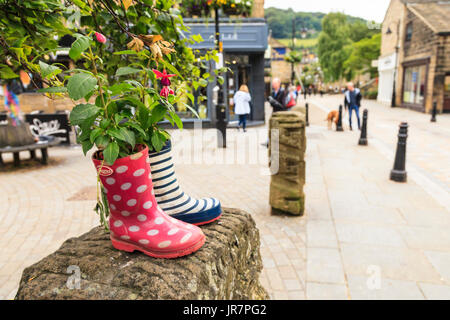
[{"left": 317, "top": 12, "right": 381, "bottom": 82}]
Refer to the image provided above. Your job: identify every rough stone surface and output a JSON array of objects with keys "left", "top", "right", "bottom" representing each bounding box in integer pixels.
[
  {"left": 269, "top": 111, "right": 306, "bottom": 216},
  {"left": 14, "top": 208, "right": 268, "bottom": 300}
]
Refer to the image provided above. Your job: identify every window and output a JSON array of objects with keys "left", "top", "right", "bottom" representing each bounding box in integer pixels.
[
  {"left": 403, "top": 64, "right": 427, "bottom": 105},
  {"left": 405, "top": 22, "right": 413, "bottom": 42}
]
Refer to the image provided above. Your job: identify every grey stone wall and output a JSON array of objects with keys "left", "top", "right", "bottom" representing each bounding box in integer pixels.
[{"left": 15, "top": 208, "right": 268, "bottom": 300}]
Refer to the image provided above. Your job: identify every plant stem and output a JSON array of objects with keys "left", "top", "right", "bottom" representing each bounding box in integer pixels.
[{"left": 88, "top": 45, "right": 107, "bottom": 117}]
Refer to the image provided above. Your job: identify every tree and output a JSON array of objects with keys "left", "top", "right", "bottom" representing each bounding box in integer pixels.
[
  {"left": 284, "top": 50, "right": 302, "bottom": 83},
  {"left": 317, "top": 12, "right": 351, "bottom": 82},
  {"left": 0, "top": 0, "right": 219, "bottom": 95},
  {"left": 348, "top": 20, "right": 379, "bottom": 43},
  {"left": 344, "top": 33, "right": 381, "bottom": 80}
]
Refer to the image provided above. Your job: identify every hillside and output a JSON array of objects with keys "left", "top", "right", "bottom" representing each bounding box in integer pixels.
[{"left": 265, "top": 7, "right": 370, "bottom": 40}]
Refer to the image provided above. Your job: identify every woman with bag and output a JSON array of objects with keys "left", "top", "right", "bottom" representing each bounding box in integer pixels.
[
  {"left": 233, "top": 84, "right": 252, "bottom": 132},
  {"left": 285, "top": 85, "right": 297, "bottom": 108}
]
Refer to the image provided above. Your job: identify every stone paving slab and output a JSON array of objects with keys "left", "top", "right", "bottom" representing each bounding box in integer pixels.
[{"left": 0, "top": 96, "right": 449, "bottom": 299}]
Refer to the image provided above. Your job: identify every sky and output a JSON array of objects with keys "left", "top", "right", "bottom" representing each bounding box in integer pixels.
[{"left": 264, "top": 0, "right": 391, "bottom": 22}]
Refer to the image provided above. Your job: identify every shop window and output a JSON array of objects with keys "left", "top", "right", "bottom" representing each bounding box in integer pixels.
[
  {"left": 405, "top": 22, "right": 413, "bottom": 42},
  {"left": 403, "top": 64, "right": 427, "bottom": 105}
]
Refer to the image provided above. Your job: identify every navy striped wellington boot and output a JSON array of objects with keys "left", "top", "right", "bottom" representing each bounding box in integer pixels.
[{"left": 148, "top": 140, "right": 222, "bottom": 226}]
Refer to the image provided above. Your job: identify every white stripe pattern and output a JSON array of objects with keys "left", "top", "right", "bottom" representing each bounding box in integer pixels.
[{"left": 149, "top": 144, "right": 219, "bottom": 216}]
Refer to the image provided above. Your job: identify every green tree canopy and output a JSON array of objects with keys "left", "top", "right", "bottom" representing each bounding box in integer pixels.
[
  {"left": 317, "top": 12, "right": 351, "bottom": 82},
  {"left": 317, "top": 12, "right": 381, "bottom": 82},
  {"left": 344, "top": 33, "right": 381, "bottom": 80}
]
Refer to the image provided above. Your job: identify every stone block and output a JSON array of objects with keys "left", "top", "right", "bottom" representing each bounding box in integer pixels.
[
  {"left": 269, "top": 111, "right": 306, "bottom": 216},
  {"left": 15, "top": 208, "right": 268, "bottom": 300}
]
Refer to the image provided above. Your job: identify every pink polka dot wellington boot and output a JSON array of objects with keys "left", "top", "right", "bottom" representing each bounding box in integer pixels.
[{"left": 92, "top": 145, "right": 205, "bottom": 259}]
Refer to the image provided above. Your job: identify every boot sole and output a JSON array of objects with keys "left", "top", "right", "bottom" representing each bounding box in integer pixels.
[
  {"left": 193, "top": 213, "right": 222, "bottom": 226},
  {"left": 171, "top": 204, "right": 222, "bottom": 226},
  {"left": 110, "top": 235, "right": 205, "bottom": 259}
]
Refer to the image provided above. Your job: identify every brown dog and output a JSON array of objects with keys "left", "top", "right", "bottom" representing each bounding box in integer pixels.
[{"left": 325, "top": 110, "right": 339, "bottom": 130}]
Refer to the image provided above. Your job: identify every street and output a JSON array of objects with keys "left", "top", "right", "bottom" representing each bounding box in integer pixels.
[{"left": 0, "top": 95, "right": 449, "bottom": 299}]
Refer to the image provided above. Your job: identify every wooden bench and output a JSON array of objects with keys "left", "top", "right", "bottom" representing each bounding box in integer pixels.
[{"left": 0, "top": 138, "right": 60, "bottom": 167}]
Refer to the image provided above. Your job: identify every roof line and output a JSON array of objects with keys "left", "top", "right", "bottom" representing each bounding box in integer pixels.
[{"left": 406, "top": 3, "right": 438, "bottom": 33}]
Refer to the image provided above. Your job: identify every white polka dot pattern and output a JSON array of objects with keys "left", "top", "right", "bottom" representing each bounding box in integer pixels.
[
  {"left": 158, "top": 240, "right": 171, "bottom": 248},
  {"left": 168, "top": 228, "right": 179, "bottom": 236},
  {"left": 133, "top": 169, "right": 145, "bottom": 177},
  {"left": 127, "top": 199, "right": 137, "bottom": 207},
  {"left": 143, "top": 201, "right": 152, "bottom": 209},
  {"left": 129, "top": 226, "right": 140, "bottom": 232},
  {"left": 116, "top": 165, "right": 128, "bottom": 173},
  {"left": 147, "top": 229, "right": 159, "bottom": 236},
  {"left": 136, "top": 185, "right": 147, "bottom": 193},
  {"left": 121, "top": 183, "right": 131, "bottom": 190},
  {"left": 94, "top": 146, "right": 204, "bottom": 257},
  {"left": 137, "top": 214, "right": 147, "bottom": 222}
]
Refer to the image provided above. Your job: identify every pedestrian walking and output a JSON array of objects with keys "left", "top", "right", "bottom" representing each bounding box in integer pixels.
[
  {"left": 263, "top": 78, "right": 287, "bottom": 147},
  {"left": 344, "top": 82, "right": 362, "bottom": 130},
  {"left": 285, "top": 85, "right": 297, "bottom": 108},
  {"left": 268, "top": 78, "right": 287, "bottom": 112},
  {"left": 233, "top": 84, "right": 252, "bottom": 132}
]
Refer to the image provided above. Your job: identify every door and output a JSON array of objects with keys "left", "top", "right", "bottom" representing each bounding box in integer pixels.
[
  {"left": 444, "top": 74, "right": 450, "bottom": 113},
  {"left": 226, "top": 54, "right": 252, "bottom": 122}
]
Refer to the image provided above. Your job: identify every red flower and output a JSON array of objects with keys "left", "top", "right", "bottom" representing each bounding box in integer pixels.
[
  {"left": 160, "top": 86, "right": 174, "bottom": 98},
  {"left": 95, "top": 32, "right": 107, "bottom": 44},
  {"left": 153, "top": 69, "right": 176, "bottom": 86}
]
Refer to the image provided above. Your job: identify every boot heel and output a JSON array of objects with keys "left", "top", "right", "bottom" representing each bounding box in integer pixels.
[{"left": 111, "top": 238, "right": 135, "bottom": 253}]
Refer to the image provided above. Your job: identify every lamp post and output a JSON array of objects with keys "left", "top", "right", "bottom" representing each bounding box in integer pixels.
[
  {"left": 290, "top": 18, "right": 307, "bottom": 83},
  {"left": 386, "top": 21, "right": 400, "bottom": 108}
]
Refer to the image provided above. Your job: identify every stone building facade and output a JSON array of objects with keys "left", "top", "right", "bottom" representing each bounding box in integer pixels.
[
  {"left": 397, "top": 1, "right": 450, "bottom": 113},
  {"left": 379, "top": 0, "right": 450, "bottom": 113}
]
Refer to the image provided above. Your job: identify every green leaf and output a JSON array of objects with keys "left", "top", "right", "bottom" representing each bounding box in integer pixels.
[
  {"left": 95, "top": 135, "right": 110, "bottom": 149},
  {"left": 69, "top": 35, "right": 91, "bottom": 60},
  {"left": 103, "top": 141, "right": 119, "bottom": 165},
  {"left": 81, "top": 139, "right": 93, "bottom": 155},
  {"left": 170, "top": 111, "right": 183, "bottom": 130},
  {"left": 0, "top": 66, "right": 19, "bottom": 79},
  {"left": 90, "top": 128, "right": 103, "bottom": 143},
  {"left": 69, "top": 104, "right": 100, "bottom": 126},
  {"left": 113, "top": 50, "right": 138, "bottom": 55},
  {"left": 39, "top": 61, "right": 62, "bottom": 79},
  {"left": 67, "top": 73, "right": 97, "bottom": 100},
  {"left": 119, "top": 127, "right": 135, "bottom": 148},
  {"left": 100, "top": 119, "right": 111, "bottom": 130},
  {"left": 138, "top": 105, "right": 149, "bottom": 129},
  {"left": 149, "top": 105, "right": 167, "bottom": 124},
  {"left": 107, "top": 128, "right": 125, "bottom": 141},
  {"left": 161, "top": 59, "right": 183, "bottom": 80},
  {"left": 126, "top": 122, "right": 147, "bottom": 139},
  {"left": 116, "top": 67, "right": 142, "bottom": 77},
  {"left": 151, "top": 133, "right": 164, "bottom": 152},
  {"left": 37, "top": 87, "right": 68, "bottom": 94}
]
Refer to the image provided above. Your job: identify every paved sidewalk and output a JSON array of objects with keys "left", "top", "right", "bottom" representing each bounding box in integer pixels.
[{"left": 304, "top": 96, "right": 450, "bottom": 299}]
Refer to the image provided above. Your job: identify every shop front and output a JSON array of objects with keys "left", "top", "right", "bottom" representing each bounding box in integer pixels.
[
  {"left": 377, "top": 52, "right": 397, "bottom": 104},
  {"left": 400, "top": 58, "right": 429, "bottom": 112},
  {"left": 184, "top": 18, "right": 268, "bottom": 127}
]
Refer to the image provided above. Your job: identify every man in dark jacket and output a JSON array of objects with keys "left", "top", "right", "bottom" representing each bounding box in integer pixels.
[
  {"left": 344, "top": 82, "right": 362, "bottom": 130},
  {"left": 268, "top": 78, "right": 286, "bottom": 112}
]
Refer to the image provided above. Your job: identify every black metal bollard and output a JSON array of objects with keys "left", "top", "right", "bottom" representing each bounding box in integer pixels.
[
  {"left": 431, "top": 101, "right": 437, "bottom": 122},
  {"left": 358, "top": 109, "right": 368, "bottom": 145},
  {"left": 216, "top": 104, "right": 227, "bottom": 148},
  {"left": 336, "top": 104, "right": 344, "bottom": 132},
  {"left": 390, "top": 122, "right": 408, "bottom": 183},
  {"left": 305, "top": 103, "right": 310, "bottom": 127}
]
